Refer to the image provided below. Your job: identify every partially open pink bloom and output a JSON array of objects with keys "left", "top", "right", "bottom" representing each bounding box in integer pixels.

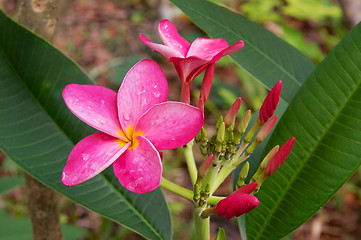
[
  {"left": 62, "top": 59, "right": 204, "bottom": 193},
  {"left": 216, "top": 182, "right": 259, "bottom": 220},
  {"left": 265, "top": 137, "right": 296, "bottom": 176},
  {"left": 258, "top": 81, "right": 282, "bottom": 124},
  {"left": 140, "top": 19, "right": 244, "bottom": 86}
]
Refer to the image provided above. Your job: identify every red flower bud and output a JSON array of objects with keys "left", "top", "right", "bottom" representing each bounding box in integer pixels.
[
  {"left": 224, "top": 97, "right": 242, "bottom": 127},
  {"left": 215, "top": 182, "right": 259, "bottom": 220},
  {"left": 259, "top": 81, "right": 282, "bottom": 124},
  {"left": 265, "top": 137, "right": 295, "bottom": 176},
  {"left": 198, "top": 154, "right": 214, "bottom": 179},
  {"left": 255, "top": 115, "right": 278, "bottom": 143}
]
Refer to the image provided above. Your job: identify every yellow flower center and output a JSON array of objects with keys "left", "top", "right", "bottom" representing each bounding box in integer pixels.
[{"left": 117, "top": 126, "right": 144, "bottom": 150}]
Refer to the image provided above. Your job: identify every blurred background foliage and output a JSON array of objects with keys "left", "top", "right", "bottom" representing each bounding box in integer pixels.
[{"left": 0, "top": 0, "right": 360, "bottom": 239}]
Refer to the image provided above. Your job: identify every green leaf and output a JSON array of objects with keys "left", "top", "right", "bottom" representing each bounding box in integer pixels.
[
  {"left": 0, "top": 210, "right": 85, "bottom": 240},
  {"left": 0, "top": 176, "right": 24, "bottom": 194},
  {"left": 169, "top": 0, "right": 315, "bottom": 103},
  {"left": 246, "top": 22, "right": 361, "bottom": 239},
  {"left": 0, "top": 11, "right": 171, "bottom": 240}
]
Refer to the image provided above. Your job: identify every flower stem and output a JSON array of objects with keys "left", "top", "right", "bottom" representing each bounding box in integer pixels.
[
  {"left": 160, "top": 177, "right": 194, "bottom": 202},
  {"left": 183, "top": 140, "right": 197, "bottom": 185},
  {"left": 194, "top": 207, "right": 210, "bottom": 240}
]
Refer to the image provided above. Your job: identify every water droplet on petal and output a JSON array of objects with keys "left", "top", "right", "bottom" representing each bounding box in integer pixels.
[
  {"left": 137, "top": 89, "right": 146, "bottom": 95},
  {"left": 142, "top": 98, "right": 147, "bottom": 106},
  {"left": 90, "top": 162, "right": 101, "bottom": 170},
  {"left": 153, "top": 92, "right": 160, "bottom": 98},
  {"left": 82, "top": 153, "right": 90, "bottom": 161},
  {"left": 100, "top": 99, "right": 105, "bottom": 108},
  {"left": 100, "top": 119, "right": 106, "bottom": 124},
  {"left": 154, "top": 84, "right": 158, "bottom": 89},
  {"left": 123, "top": 112, "right": 130, "bottom": 121}
]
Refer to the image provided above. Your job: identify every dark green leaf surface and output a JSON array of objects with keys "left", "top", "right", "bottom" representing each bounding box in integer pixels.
[
  {"left": 170, "top": 0, "right": 315, "bottom": 103},
  {"left": 0, "top": 11, "right": 170, "bottom": 240},
  {"left": 246, "top": 22, "right": 361, "bottom": 239}
]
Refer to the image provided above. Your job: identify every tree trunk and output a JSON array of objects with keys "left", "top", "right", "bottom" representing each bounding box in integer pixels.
[{"left": 16, "top": 1, "right": 63, "bottom": 239}]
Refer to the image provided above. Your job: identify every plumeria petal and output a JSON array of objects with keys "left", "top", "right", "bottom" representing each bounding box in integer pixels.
[
  {"left": 169, "top": 56, "right": 209, "bottom": 83},
  {"left": 135, "top": 102, "right": 204, "bottom": 150},
  {"left": 117, "top": 59, "right": 168, "bottom": 131},
  {"left": 139, "top": 34, "right": 184, "bottom": 59},
  {"left": 63, "top": 84, "right": 124, "bottom": 139},
  {"left": 158, "top": 19, "right": 190, "bottom": 57},
  {"left": 62, "top": 132, "right": 130, "bottom": 186},
  {"left": 113, "top": 136, "right": 162, "bottom": 193},
  {"left": 211, "top": 40, "right": 245, "bottom": 62},
  {"left": 187, "top": 38, "right": 229, "bottom": 59}
]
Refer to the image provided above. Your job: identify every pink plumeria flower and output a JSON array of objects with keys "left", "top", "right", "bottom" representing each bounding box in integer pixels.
[
  {"left": 61, "top": 59, "right": 204, "bottom": 193},
  {"left": 216, "top": 182, "right": 260, "bottom": 220},
  {"left": 140, "top": 19, "right": 244, "bottom": 102}
]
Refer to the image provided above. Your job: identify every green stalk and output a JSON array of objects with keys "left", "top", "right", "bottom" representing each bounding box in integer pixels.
[
  {"left": 183, "top": 140, "right": 198, "bottom": 185},
  {"left": 160, "top": 177, "right": 193, "bottom": 202},
  {"left": 194, "top": 207, "right": 210, "bottom": 240}
]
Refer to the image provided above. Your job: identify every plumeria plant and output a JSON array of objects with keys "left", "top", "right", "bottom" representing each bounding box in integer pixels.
[
  {"left": 59, "top": 19, "right": 295, "bottom": 239},
  {"left": 1, "top": 0, "right": 361, "bottom": 239}
]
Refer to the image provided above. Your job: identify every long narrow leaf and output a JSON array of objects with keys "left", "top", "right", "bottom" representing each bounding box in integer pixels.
[
  {"left": 246, "top": 22, "right": 361, "bottom": 240},
  {"left": 0, "top": 11, "right": 171, "bottom": 240}
]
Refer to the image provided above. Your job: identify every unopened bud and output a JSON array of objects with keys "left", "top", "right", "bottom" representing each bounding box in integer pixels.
[
  {"left": 260, "top": 145, "right": 279, "bottom": 170},
  {"left": 216, "top": 116, "right": 224, "bottom": 130},
  {"left": 255, "top": 115, "right": 278, "bottom": 143},
  {"left": 258, "top": 81, "right": 282, "bottom": 124},
  {"left": 224, "top": 97, "right": 242, "bottom": 128},
  {"left": 237, "top": 162, "right": 250, "bottom": 187},
  {"left": 198, "top": 154, "right": 214, "bottom": 179},
  {"left": 265, "top": 137, "right": 295, "bottom": 176},
  {"left": 200, "top": 127, "right": 208, "bottom": 147},
  {"left": 234, "top": 110, "right": 251, "bottom": 144},
  {"left": 193, "top": 183, "right": 200, "bottom": 202},
  {"left": 216, "top": 122, "right": 225, "bottom": 152}
]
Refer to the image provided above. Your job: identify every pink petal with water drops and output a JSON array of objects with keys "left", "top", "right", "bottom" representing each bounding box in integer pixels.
[
  {"left": 211, "top": 40, "right": 245, "bottom": 62},
  {"left": 63, "top": 84, "right": 124, "bottom": 139},
  {"left": 158, "top": 19, "right": 191, "bottom": 57},
  {"left": 117, "top": 59, "right": 168, "bottom": 131},
  {"left": 113, "top": 136, "right": 162, "bottom": 193},
  {"left": 62, "top": 132, "right": 130, "bottom": 186},
  {"left": 139, "top": 34, "right": 184, "bottom": 59},
  {"left": 135, "top": 102, "right": 204, "bottom": 150},
  {"left": 187, "top": 38, "right": 229, "bottom": 60}
]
